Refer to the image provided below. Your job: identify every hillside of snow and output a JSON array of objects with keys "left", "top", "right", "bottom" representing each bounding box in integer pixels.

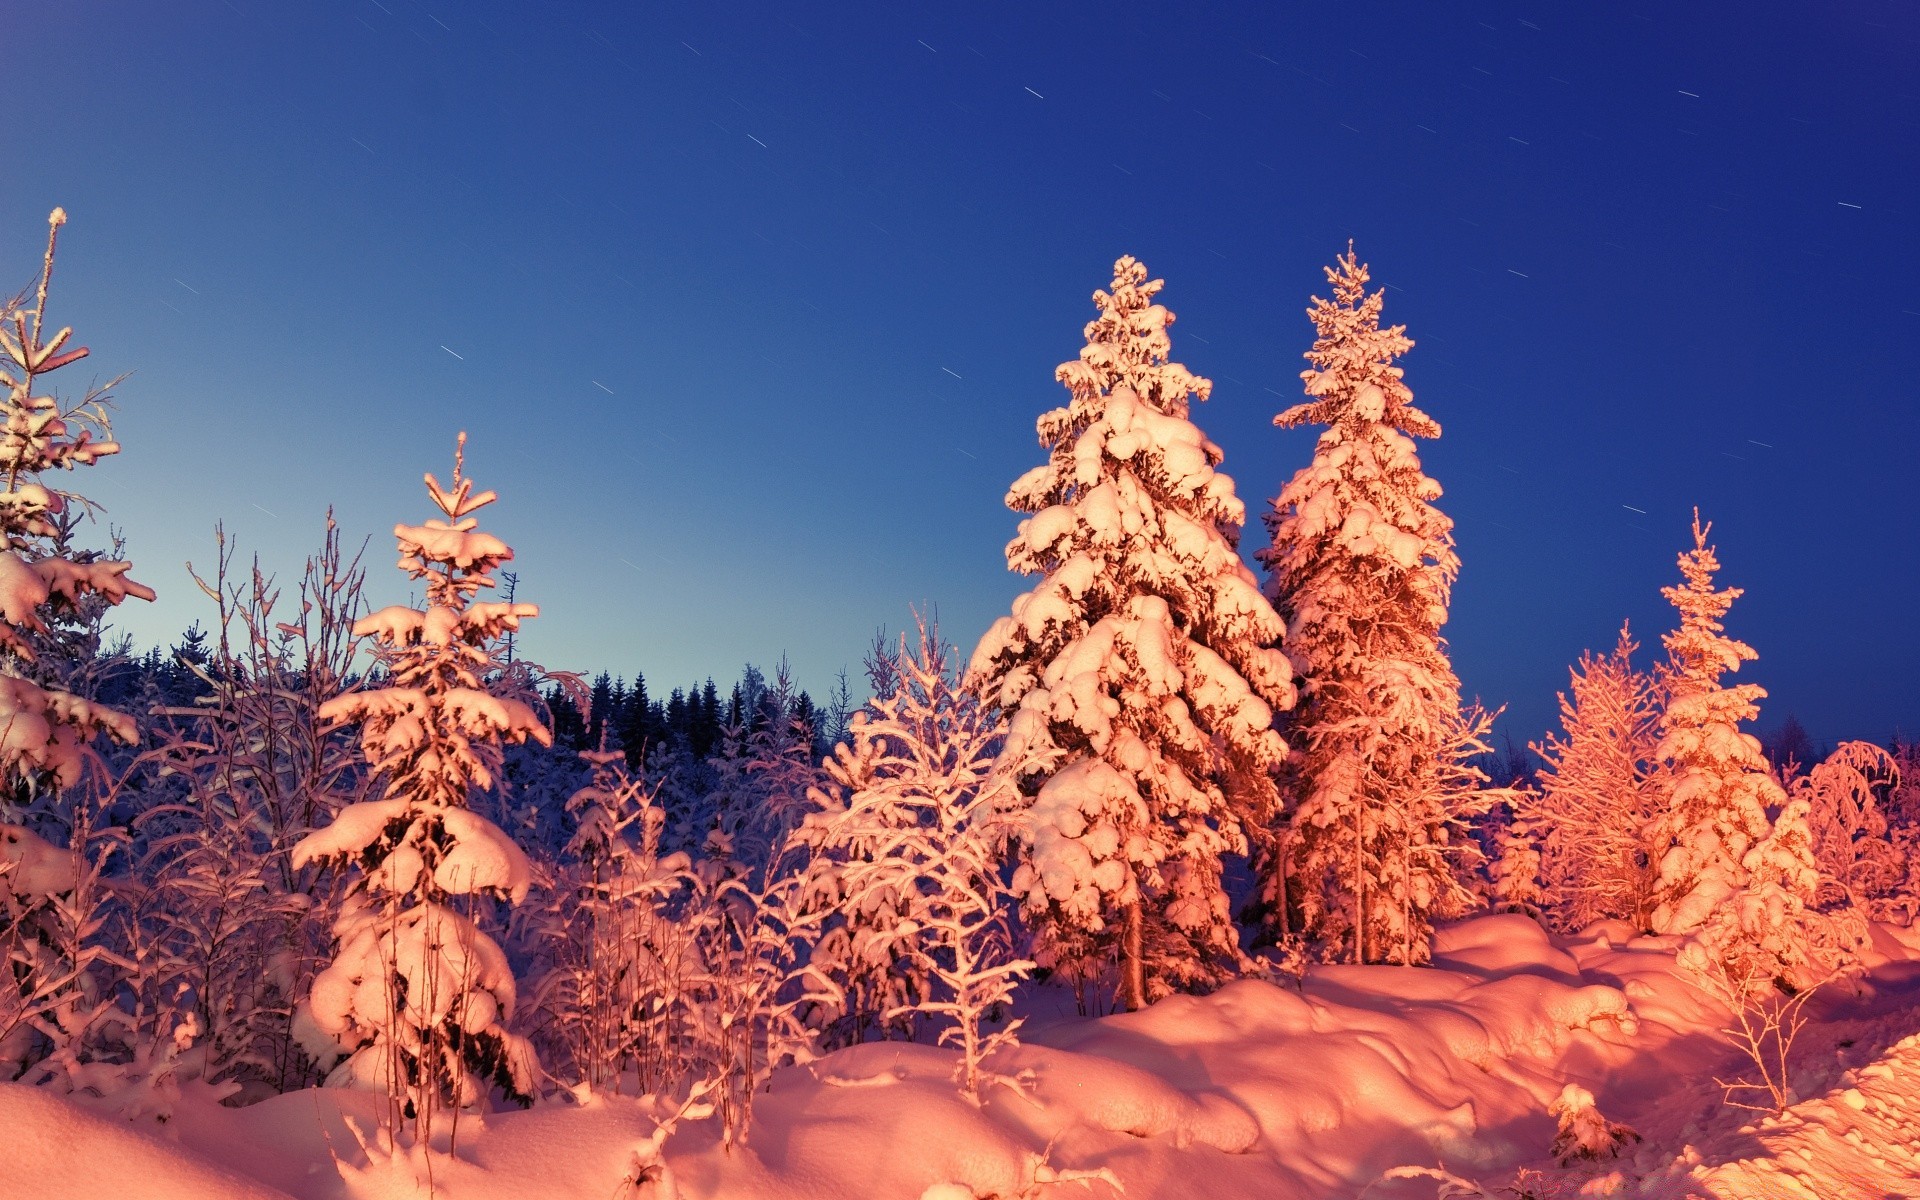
[{"left": 7, "top": 913, "right": 1919, "bottom": 1200}]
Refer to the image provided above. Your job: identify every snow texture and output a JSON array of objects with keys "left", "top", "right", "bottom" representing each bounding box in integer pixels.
[{"left": 11, "top": 912, "right": 1920, "bottom": 1199}]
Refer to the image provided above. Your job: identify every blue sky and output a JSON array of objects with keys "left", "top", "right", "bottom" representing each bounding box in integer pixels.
[{"left": 5, "top": 1, "right": 1916, "bottom": 746}]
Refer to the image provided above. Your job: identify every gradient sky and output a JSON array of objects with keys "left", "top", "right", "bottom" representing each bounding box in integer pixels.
[{"left": 5, "top": 1, "right": 1916, "bottom": 748}]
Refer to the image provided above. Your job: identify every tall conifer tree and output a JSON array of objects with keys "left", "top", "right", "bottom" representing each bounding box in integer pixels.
[
  {"left": 1259, "top": 246, "right": 1492, "bottom": 965},
  {"left": 969, "top": 257, "right": 1293, "bottom": 1009},
  {"left": 1644, "top": 512, "right": 1799, "bottom": 937}
]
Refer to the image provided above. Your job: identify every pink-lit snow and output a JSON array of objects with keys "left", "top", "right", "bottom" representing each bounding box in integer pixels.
[{"left": 8, "top": 912, "right": 1919, "bottom": 1199}]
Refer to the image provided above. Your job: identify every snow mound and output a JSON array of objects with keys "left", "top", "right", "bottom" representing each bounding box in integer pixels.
[{"left": 0, "top": 1082, "right": 294, "bottom": 1200}]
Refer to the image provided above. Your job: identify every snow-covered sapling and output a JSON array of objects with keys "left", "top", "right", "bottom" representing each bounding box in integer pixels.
[
  {"left": 1526, "top": 625, "right": 1665, "bottom": 932},
  {"left": 534, "top": 747, "right": 700, "bottom": 1096},
  {"left": 0, "top": 208, "right": 154, "bottom": 800},
  {"left": 806, "top": 619, "right": 1040, "bottom": 1099},
  {"left": 0, "top": 209, "right": 153, "bottom": 1088},
  {"left": 1547, "top": 1083, "right": 1639, "bottom": 1165},
  {"left": 293, "top": 436, "right": 548, "bottom": 1137}
]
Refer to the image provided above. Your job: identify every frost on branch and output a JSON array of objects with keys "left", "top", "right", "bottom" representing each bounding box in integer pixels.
[
  {"left": 293, "top": 435, "right": 547, "bottom": 1134},
  {"left": 967, "top": 256, "right": 1294, "bottom": 1010},
  {"left": 1258, "top": 244, "right": 1494, "bottom": 965},
  {"left": 803, "top": 619, "right": 1040, "bottom": 1099},
  {"left": 1526, "top": 624, "right": 1667, "bottom": 932}
]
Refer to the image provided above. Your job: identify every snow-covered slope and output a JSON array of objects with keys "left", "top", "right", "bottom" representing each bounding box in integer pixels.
[{"left": 5, "top": 914, "right": 1918, "bottom": 1200}]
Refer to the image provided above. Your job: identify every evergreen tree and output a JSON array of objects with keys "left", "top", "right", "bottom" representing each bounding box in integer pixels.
[
  {"left": 0, "top": 208, "right": 154, "bottom": 801},
  {"left": 1258, "top": 245, "right": 1494, "bottom": 965},
  {"left": 292, "top": 436, "right": 547, "bottom": 1131},
  {"left": 585, "top": 672, "right": 615, "bottom": 749},
  {"left": 695, "top": 679, "right": 722, "bottom": 757},
  {"left": 968, "top": 256, "right": 1294, "bottom": 1009},
  {"left": 1527, "top": 625, "right": 1667, "bottom": 931},
  {"left": 0, "top": 209, "right": 154, "bottom": 1085},
  {"left": 615, "top": 671, "right": 656, "bottom": 764},
  {"left": 1644, "top": 511, "right": 1791, "bottom": 937}
]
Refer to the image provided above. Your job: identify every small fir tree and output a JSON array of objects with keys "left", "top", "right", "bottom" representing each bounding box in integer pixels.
[
  {"left": 968, "top": 257, "right": 1294, "bottom": 1009},
  {"left": 1527, "top": 625, "right": 1667, "bottom": 931},
  {"left": 1258, "top": 245, "right": 1494, "bottom": 964},
  {"left": 293, "top": 436, "right": 548, "bottom": 1135}
]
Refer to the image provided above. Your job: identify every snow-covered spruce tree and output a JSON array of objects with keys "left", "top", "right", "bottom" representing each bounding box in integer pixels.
[
  {"left": 801, "top": 619, "right": 1039, "bottom": 1099},
  {"left": 0, "top": 208, "right": 153, "bottom": 806},
  {"left": 0, "top": 209, "right": 153, "bottom": 1082},
  {"left": 292, "top": 436, "right": 548, "bottom": 1133},
  {"left": 1258, "top": 244, "right": 1496, "bottom": 965},
  {"left": 968, "top": 256, "right": 1294, "bottom": 1010},
  {"left": 1487, "top": 807, "right": 1544, "bottom": 918},
  {"left": 1644, "top": 511, "right": 1799, "bottom": 938},
  {"left": 1526, "top": 624, "right": 1667, "bottom": 932}
]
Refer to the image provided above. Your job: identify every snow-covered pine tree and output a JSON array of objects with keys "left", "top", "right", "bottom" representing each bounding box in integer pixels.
[
  {"left": 968, "top": 256, "right": 1294, "bottom": 1010},
  {"left": 1644, "top": 511, "right": 1793, "bottom": 937},
  {"left": 1258, "top": 244, "right": 1494, "bottom": 965},
  {"left": 0, "top": 209, "right": 154, "bottom": 1083},
  {"left": 1527, "top": 624, "right": 1666, "bottom": 932},
  {"left": 292, "top": 436, "right": 548, "bottom": 1134},
  {"left": 0, "top": 208, "right": 154, "bottom": 803},
  {"left": 1488, "top": 806, "right": 1544, "bottom": 918}
]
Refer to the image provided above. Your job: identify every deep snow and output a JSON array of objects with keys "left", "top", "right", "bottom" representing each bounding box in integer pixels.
[{"left": 6, "top": 913, "right": 1919, "bottom": 1200}]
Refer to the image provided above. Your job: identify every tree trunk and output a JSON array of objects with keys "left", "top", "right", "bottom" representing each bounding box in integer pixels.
[{"left": 1120, "top": 897, "right": 1147, "bottom": 1011}]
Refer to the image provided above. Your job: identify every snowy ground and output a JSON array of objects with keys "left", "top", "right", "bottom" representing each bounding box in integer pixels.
[{"left": 7, "top": 914, "right": 1919, "bottom": 1200}]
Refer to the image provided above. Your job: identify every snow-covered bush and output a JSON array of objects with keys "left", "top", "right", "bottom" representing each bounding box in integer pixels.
[
  {"left": 1792, "top": 741, "right": 1906, "bottom": 916},
  {"left": 1259, "top": 245, "right": 1496, "bottom": 965},
  {"left": 1887, "top": 739, "right": 1920, "bottom": 827},
  {"left": 803, "top": 619, "right": 1039, "bottom": 1099},
  {"left": 3, "top": 792, "right": 141, "bottom": 1102},
  {"left": 968, "top": 256, "right": 1294, "bottom": 1009},
  {"left": 1526, "top": 625, "right": 1666, "bottom": 932},
  {"left": 1680, "top": 793, "right": 1863, "bottom": 1112},
  {"left": 292, "top": 437, "right": 547, "bottom": 1136},
  {"left": 121, "top": 519, "right": 372, "bottom": 1098},
  {"left": 526, "top": 748, "right": 700, "bottom": 1097}
]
